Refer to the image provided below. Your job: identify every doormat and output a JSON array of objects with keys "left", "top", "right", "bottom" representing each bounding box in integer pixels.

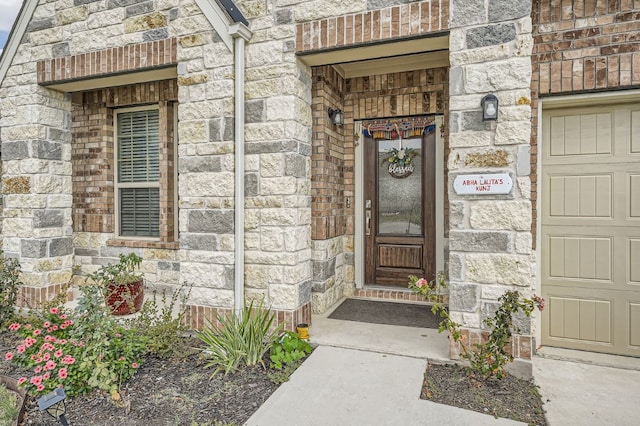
[{"left": 328, "top": 298, "right": 441, "bottom": 329}]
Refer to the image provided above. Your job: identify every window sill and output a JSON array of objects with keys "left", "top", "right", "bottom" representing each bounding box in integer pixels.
[{"left": 106, "top": 239, "right": 179, "bottom": 250}]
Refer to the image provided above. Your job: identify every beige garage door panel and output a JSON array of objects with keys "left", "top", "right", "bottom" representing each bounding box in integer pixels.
[{"left": 542, "top": 103, "right": 640, "bottom": 357}]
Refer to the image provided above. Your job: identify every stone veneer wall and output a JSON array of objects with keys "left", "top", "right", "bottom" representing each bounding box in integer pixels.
[
  {"left": 447, "top": 0, "right": 537, "bottom": 360},
  {"left": 530, "top": 1, "right": 640, "bottom": 249},
  {"left": 0, "top": 0, "right": 317, "bottom": 328}
]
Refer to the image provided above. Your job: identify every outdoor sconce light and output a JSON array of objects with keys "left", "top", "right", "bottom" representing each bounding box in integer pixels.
[
  {"left": 481, "top": 94, "right": 499, "bottom": 121},
  {"left": 37, "top": 388, "right": 69, "bottom": 426},
  {"left": 328, "top": 108, "right": 344, "bottom": 126}
]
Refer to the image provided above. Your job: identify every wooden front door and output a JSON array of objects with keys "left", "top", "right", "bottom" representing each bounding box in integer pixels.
[{"left": 364, "top": 121, "right": 436, "bottom": 287}]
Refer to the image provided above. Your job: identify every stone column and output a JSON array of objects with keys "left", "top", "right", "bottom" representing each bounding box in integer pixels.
[
  {"left": 447, "top": 0, "right": 536, "bottom": 359},
  {"left": 1, "top": 85, "right": 73, "bottom": 305}
]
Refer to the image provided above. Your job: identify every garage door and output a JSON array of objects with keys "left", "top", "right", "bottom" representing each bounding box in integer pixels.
[{"left": 541, "top": 103, "right": 640, "bottom": 357}]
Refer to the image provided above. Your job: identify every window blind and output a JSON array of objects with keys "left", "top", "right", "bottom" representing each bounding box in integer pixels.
[{"left": 117, "top": 109, "right": 160, "bottom": 238}]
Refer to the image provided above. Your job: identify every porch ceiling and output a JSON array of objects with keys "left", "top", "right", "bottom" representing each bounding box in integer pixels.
[{"left": 298, "top": 34, "right": 449, "bottom": 78}]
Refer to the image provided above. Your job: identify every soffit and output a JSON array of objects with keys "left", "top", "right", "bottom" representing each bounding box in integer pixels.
[
  {"left": 45, "top": 67, "right": 177, "bottom": 93},
  {"left": 298, "top": 34, "right": 449, "bottom": 74}
]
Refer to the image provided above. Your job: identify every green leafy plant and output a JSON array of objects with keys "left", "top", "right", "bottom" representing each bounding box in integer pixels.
[
  {"left": 0, "top": 251, "right": 23, "bottom": 326},
  {"left": 86, "top": 253, "right": 143, "bottom": 285},
  {"left": 0, "top": 384, "right": 19, "bottom": 425},
  {"left": 198, "top": 299, "right": 282, "bottom": 377},
  {"left": 408, "top": 274, "right": 544, "bottom": 379},
  {"left": 269, "top": 331, "right": 311, "bottom": 370},
  {"left": 132, "top": 283, "right": 192, "bottom": 358}
]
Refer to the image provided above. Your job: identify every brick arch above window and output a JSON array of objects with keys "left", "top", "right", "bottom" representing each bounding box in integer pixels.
[{"left": 37, "top": 38, "right": 178, "bottom": 91}]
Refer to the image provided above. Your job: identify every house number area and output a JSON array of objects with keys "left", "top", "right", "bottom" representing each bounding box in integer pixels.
[{"left": 453, "top": 173, "right": 513, "bottom": 195}]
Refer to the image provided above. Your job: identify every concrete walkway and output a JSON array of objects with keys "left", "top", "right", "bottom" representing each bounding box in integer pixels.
[
  {"left": 247, "top": 302, "right": 640, "bottom": 426},
  {"left": 534, "top": 353, "right": 640, "bottom": 426},
  {"left": 246, "top": 345, "right": 522, "bottom": 426}
]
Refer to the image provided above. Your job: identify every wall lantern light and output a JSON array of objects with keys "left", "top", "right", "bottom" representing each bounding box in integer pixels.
[
  {"left": 37, "top": 388, "right": 69, "bottom": 426},
  {"left": 481, "top": 94, "right": 499, "bottom": 121},
  {"left": 328, "top": 108, "right": 344, "bottom": 126}
]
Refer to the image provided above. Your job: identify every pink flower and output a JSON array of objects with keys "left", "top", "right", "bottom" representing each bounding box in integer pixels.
[
  {"left": 59, "top": 314, "right": 67, "bottom": 319},
  {"left": 30, "top": 376, "right": 42, "bottom": 386},
  {"left": 8, "top": 323, "right": 20, "bottom": 331},
  {"left": 34, "top": 366, "right": 42, "bottom": 374},
  {"left": 5, "top": 352, "right": 13, "bottom": 361},
  {"left": 43, "top": 353, "right": 51, "bottom": 361},
  {"left": 43, "top": 321, "right": 51, "bottom": 328},
  {"left": 58, "top": 339, "right": 67, "bottom": 345},
  {"left": 43, "top": 372, "right": 50, "bottom": 380},
  {"left": 37, "top": 384, "right": 45, "bottom": 392},
  {"left": 61, "top": 356, "right": 75, "bottom": 365},
  {"left": 33, "top": 329, "right": 41, "bottom": 336},
  {"left": 54, "top": 350, "right": 63, "bottom": 358},
  {"left": 17, "top": 345, "right": 25, "bottom": 354},
  {"left": 17, "top": 377, "right": 27, "bottom": 386},
  {"left": 50, "top": 308, "right": 59, "bottom": 314},
  {"left": 44, "top": 360, "right": 56, "bottom": 371},
  {"left": 50, "top": 325, "right": 58, "bottom": 331},
  {"left": 58, "top": 368, "right": 67, "bottom": 379},
  {"left": 131, "top": 362, "right": 139, "bottom": 369},
  {"left": 416, "top": 278, "right": 428, "bottom": 288},
  {"left": 44, "top": 335, "right": 56, "bottom": 342}
]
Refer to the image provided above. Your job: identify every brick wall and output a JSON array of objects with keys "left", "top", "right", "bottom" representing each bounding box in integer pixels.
[
  {"left": 71, "top": 80, "right": 178, "bottom": 241},
  {"left": 296, "top": 0, "right": 449, "bottom": 53},
  {"left": 531, "top": 0, "right": 640, "bottom": 247},
  {"left": 311, "top": 67, "right": 347, "bottom": 241},
  {"left": 38, "top": 38, "right": 177, "bottom": 85}
]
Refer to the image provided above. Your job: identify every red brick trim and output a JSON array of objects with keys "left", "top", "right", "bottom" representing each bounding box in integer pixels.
[
  {"left": 296, "top": 0, "right": 449, "bottom": 54},
  {"left": 17, "top": 285, "right": 73, "bottom": 309},
  {"left": 185, "top": 302, "right": 312, "bottom": 332},
  {"left": 106, "top": 239, "right": 179, "bottom": 250},
  {"left": 37, "top": 38, "right": 178, "bottom": 85},
  {"left": 449, "top": 329, "right": 533, "bottom": 361},
  {"left": 353, "top": 288, "right": 430, "bottom": 303}
]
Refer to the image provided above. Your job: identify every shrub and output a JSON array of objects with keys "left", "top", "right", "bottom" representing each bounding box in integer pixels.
[
  {"left": 198, "top": 300, "right": 282, "bottom": 377},
  {"left": 408, "top": 274, "right": 544, "bottom": 379},
  {"left": 0, "top": 251, "right": 23, "bottom": 326},
  {"left": 132, "top": 283, "right": 192, "bottom": 359},
  {"left": 269, "top": 331, "right": 311, "bottom": 370},
  {"left": 6, "top": 285, "right": 147, "bottom": 397}
]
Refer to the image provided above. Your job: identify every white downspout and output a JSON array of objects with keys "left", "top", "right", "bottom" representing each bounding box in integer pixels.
[{"left": 229, "top": 24, "right": 252, "bottom": 317}]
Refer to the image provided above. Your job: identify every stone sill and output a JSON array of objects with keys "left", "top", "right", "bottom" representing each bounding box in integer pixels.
[{"left": 106, "top": 239, "right": 179, "bottom": 250}]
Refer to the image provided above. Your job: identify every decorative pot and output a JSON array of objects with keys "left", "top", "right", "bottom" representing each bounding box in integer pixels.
[
  {"left": 0, "top": 376, "right": 26, "bottom": 426},
  {"left": 106, "top": 280, "right": 144, "bottom": 315}
]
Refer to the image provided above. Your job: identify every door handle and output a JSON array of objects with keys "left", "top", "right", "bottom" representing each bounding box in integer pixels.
[{"left": 365, "top": 210, "right": 371, "bottom": 236}]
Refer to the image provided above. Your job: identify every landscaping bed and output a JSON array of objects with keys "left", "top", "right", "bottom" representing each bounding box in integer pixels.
[
  {"left": 0, "top": 334, "right": 283, "bottom": 426},
  {"left": 423, "top": 361, "right": 547, "bottom": 425}
]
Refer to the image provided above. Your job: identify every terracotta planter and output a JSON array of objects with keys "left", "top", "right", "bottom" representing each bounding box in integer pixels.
[
  {"left": 106, "top": 280, "right": 144, "bottom": 315},
  {"left": 0, "top": 376, "right": 26, "bottom": 426}
]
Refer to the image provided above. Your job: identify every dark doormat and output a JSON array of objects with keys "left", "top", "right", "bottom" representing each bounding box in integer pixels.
[{"left": 328, "top": 298, "right": 440, "bottom": 329}]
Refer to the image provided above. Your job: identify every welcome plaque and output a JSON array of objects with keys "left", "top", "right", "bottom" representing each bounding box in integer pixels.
[{"left": 453, "top": 173, "right": 513, "bottom": 195}]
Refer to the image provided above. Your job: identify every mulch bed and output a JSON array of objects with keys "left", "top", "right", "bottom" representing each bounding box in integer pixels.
[
  {"left": 423, "top": 362, "right": 547, "bottom": 425},
  {"left": 0, "top": 333, "right": 280, "bottom": 426}
]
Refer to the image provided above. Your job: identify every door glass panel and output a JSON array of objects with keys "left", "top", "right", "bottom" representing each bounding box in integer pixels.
[{"left": 377, "top": 137, "right": 422, "bottom": 235}]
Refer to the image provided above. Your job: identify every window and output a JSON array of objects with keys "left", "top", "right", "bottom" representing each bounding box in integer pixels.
[{"left": 115, "top": 107, "right": 160, "bottom": 238}]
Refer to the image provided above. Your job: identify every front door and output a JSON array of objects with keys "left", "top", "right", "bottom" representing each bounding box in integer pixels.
[{"left": 364, "top": 118, "right": 436, "bottom": 287}]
